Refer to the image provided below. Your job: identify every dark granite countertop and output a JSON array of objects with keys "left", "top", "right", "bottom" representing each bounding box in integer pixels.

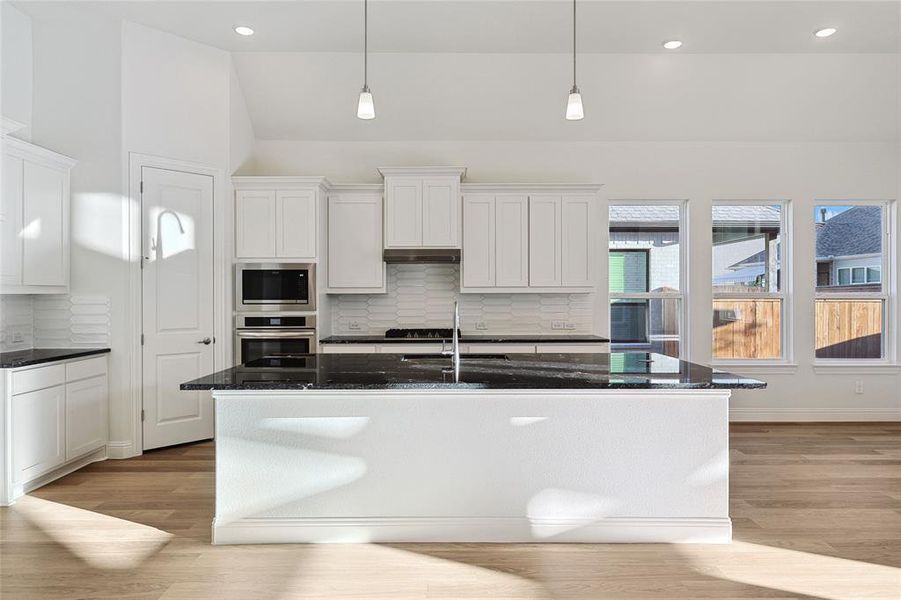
[
  {"left": 320, "top": 334, "right": 610, "bottom": 344},
  {"left": 0, "top": 348, "right": 111, "bottom": 369},
  {"left": 181, "top": 352, "right": 765, "bottom": 391}
]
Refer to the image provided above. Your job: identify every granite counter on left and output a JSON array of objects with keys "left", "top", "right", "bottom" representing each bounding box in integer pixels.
[{"left": 0, "top": 348, "right": 111, "bottom": 369}]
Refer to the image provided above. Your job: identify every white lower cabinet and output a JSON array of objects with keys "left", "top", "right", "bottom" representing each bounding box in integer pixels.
[
  {"left": 4, "top": 354, "right": 109, "bottom": 504},
  {"left": 12, "top": 385, "right": 66, "bottom": 483},
  {"left": 65, "top": 375, "right": 109, "bottom": 460}
]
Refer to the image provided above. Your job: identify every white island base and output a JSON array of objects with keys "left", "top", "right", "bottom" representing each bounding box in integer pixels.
[{"left": 211, "top": 388, "right": 731, "bottom": 545}]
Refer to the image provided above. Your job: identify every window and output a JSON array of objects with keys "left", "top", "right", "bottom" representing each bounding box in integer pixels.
[
  {"left": 712, "top": 202, "right": 789, "bottom": 361},
  {"left": 814, "top": 203, "right": 891, "bottom": 360},
  {"left": 609, "top": 203, "right": 684, "bottom": 358}
]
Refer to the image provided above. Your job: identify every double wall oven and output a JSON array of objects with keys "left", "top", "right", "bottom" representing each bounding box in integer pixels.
[{"left": 235, "top": 263, "right": 318, "bottom": 364}]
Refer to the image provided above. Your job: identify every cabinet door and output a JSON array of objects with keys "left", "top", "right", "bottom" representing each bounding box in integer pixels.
[
  {"left": 495, "top": 195, "right": 529, "bottom": 287},
  {"left": 276, "top": 190, "right": 317, "bottom": 258},
  {"left": 65, "top": 374, "right": 109, "bottom": 460},
  {"left": 462, "top": 195, "right": 495, "bottom": 287},
  {"left": 384, "top": 178, "right": 422, "bottom": 247},
  {"left": 561, "top": 196, "right": 592, "bottom": 287},
  {"left": 529, "top": 195, "right": 562, "bottom": 287},
  {"left": 235, "top": 190, "right": 277, "bottom": 258},
  {"left": 422, "top": 178, "right": 459, "bottom": 247},
  {"left": 1, "top": 154, "right": 23, "bottom": 286},
  {"left": 22, "top": 161, "right": 66, "bottom": 286},
  {"left": 12, "top": 385, "right": 66, "bottom": 483},
  {"left": 328, "top": 193, "right": 384, "bottom": 290}
]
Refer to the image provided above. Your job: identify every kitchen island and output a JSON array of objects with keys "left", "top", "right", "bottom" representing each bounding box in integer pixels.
[{"left": 182, "top": 352, "right": 763, "bottom": 545}]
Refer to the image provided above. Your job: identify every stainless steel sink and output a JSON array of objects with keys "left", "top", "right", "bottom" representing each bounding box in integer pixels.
[{"left": 401, "top": 354, "right": 510, "bottom": 361}]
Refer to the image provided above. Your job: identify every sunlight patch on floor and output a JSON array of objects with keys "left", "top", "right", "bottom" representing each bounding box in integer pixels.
[
  {"left": 683, "top": 540, "right": 901, "bottom": 600},
  {"left": 11, "top": 496, "right": 173, "bottom": 569}
]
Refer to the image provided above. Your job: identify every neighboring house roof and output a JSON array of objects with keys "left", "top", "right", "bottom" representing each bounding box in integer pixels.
[
  {"left": 609, "top": 205, "right": 781, "bottom": 226},
  {"left": 815, "top": 206, "right": 882, "bottom": 259}
]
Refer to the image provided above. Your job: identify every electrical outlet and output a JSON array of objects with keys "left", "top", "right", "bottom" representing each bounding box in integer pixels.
[
  {"left": 552, "top": 321, "right": 565, "bottom": 330},
  {"left": 564, "top": 322, "right": 576, "bottom": 330},
  {"left": 855, "top": 380, "right": 864, "bottom": 395},
  {"left": 348, "top": 321, "right": 362, "bottom": 331},
  {"left": 475, "top": 321, "right": 488, "bottom": 331}
]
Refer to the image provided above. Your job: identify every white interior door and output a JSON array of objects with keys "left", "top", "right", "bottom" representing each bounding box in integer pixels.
[{"left": 141, "top": 166, "right": 214, "bottom": 450}]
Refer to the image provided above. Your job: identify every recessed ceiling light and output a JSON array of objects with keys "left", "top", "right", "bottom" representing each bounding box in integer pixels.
[
  {"left": 814, "top": 27, "right": 837, "bottom": 38},
  {"left": 662, "top": 40, "right": 683, "bottom": 50},
  {"left": 234, "top": 26, "right": 254, "bottom": 36}
]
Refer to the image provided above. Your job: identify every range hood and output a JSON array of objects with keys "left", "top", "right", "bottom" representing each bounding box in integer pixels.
[{"left": 383, "top": 249, "right": 461, "bottom": 264}]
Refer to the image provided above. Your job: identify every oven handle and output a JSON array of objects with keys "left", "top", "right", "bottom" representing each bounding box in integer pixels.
[{"left": 235, "top": 330, "right": 317, "bottom": 338}]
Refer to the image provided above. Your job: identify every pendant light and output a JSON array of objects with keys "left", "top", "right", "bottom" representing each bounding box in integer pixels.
[
  {"left": 357, "top": 0, "right": 375, "bottom": 119},
  {"left": 565, "top": 0, "right": 584, "bottom": 120}
]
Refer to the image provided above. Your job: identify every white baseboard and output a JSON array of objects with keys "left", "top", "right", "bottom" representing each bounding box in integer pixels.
[
  {"left": 730, "top": 407, "right": 901, "bottom": 422},
  {"left": 5, "top": 447, "right": 107, "bottom": 505},
  {"left": 106, "top": 440, "right": 136, "bottom": 459},
  {"left": 212, "top": 516, "right": 732, "bottom": 545}
]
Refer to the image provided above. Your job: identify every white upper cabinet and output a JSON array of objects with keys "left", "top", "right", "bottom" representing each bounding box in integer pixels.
[
  {"left": 462, "top": 194, "right": 495, "bottom": 288},
  {"left": 0, "top": 137, "right": 75, "bottom": 294},
  {"left": 235, "top": 190, "right": 277, "bottom": 258},
  {"left": 233, "top": 177, "right": 325, "bottom": 260},
  {"left": 561, "top": 195, "right": 593, "bottom": 287},
  {"left": 495, "top": 195, "right": 529, "bottom": 287},
  {"left": 380, "top": 167, "right": 465, "bottom": 249},
  {"left": 461, "top": 185, "right": 600, "bottom": 293},
  {"left": 327, "top": 190, "right": 385, "bottom": 293}
]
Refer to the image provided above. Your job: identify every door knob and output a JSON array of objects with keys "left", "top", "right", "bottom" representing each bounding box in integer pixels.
[{"left": 198, "top": 337, "right": 212, "bottom": 345}]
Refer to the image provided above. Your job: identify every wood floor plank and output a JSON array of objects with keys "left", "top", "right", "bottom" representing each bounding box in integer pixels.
[{"left": 2, "top": 423, "right": 900, "bottom": 599}]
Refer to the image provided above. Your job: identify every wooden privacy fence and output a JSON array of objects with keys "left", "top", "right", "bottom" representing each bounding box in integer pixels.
[
  {"left": 814, "top": 299, "right": 883, "bottom": 359},
  {"left": 713, "top": 299, "right": 782, "bottom": 359},
  {"left": 711, "top": 298, "right": 883, "bottom": 359}
]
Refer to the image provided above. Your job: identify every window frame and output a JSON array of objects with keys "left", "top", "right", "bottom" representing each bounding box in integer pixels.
[
  {"left": 813, "top": 200, "right": 895, "bottom": 366},
  {"left": 711, "top": 199, "right": 793, "bottom": 366},
  {"left": 608, "top": 199, "right": 688, "bottom": 359}
]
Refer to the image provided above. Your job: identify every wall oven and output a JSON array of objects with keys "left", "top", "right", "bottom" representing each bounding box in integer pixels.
[
  {"left": 234, "top": 314, "right": 318, "bottom": 364},
  {"left": 236, "top": 263, "right": 316, "bottom": 312}
]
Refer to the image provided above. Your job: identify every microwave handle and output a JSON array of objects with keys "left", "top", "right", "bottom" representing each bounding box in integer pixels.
[{"left": 236, "top": 330, "right": 316, "bottom": 338}]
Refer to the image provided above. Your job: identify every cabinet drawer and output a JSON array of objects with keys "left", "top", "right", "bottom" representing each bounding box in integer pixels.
[
  {"left": 536, "top": 343, "right": 608, "bottom": 354},
  {"left": 12, "top": 364, "right": 66, "bottom": 395},
  {"left": 66, "top": 356, "right": 107, "bottom": 382},
  {"left": 378, "top": 344, "right": 444, "bottom": 354},
  {"left": 321, "top": 344, "right": 378, "bottom": 354},
  {"left": 467, "top": 344, "right": 535, "bottom": 354}
]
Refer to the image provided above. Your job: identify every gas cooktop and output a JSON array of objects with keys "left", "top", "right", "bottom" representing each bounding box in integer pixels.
[{"left": 384, "top": 328, "right": 461, "bottom": 339}]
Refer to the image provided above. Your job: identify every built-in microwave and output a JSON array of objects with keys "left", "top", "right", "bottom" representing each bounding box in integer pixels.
[{"left": 235, "top": 263, "right": 316, "bottom": 312}]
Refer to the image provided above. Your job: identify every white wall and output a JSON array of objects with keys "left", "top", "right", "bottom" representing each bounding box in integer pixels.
[
  {"left": 1, "top": 2, "right": 33, "bottom": 137},
  {"left": 229, "top": 60, "right": 255, "bottom": 174}
]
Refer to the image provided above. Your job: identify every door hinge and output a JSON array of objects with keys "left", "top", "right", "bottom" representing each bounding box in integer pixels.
[
  {"left": 140, "top": 180, "right": 144, "bottom": 194},
  {"left": 140, "top": 333, "right": 145, "bottom": 345},
  {"left": 140, "top": 255, "right": 145, "bottom": 269},
  {"left": 141, "top": 409, "right": 145, "bottom": 422}
]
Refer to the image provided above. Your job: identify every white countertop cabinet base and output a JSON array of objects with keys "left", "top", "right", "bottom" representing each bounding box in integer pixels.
[
  {"left": 211, "top": 388, "right": 731, "bottom": 544},
  {"left": 2, "top": 355, "right": 109, "bottom": 505}
]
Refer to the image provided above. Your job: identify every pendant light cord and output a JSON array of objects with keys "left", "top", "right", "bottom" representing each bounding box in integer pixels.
[
  {"left": 363, "top": 0, "right": 369, "bottom": 89},
  {"left": 572, "top": 0, "right": 577, "bottom": 89}
]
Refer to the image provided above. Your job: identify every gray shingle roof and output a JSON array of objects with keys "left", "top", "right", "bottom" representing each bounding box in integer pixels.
[
  {"left": 609, "top": 205, "right": 781, "bottom": 225},
  {"left": 815, "top": 206, "right": 882, "bottom": 258}
]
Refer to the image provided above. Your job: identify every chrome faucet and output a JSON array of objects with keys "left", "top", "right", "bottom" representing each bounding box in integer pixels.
[{"left": 441, "top": 301, "right": 461, "bottom": 378}]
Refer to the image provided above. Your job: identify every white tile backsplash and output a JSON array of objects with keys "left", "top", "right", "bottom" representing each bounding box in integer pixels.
[
  {"left": 331, "top": 264, "right": 593, "bottom": 334},
  {"left": 0, "top": 294, "right": 111, "bottom": 352},
  {"left": 0, "top": 295, "right": 35, "bottom": 352}
]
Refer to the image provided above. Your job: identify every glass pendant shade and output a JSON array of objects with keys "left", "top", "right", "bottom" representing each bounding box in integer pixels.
[
  {"left": 566, "top": 87, "right": 584, "bottom": 121},
  {"left": 357, "top": 86, "right": 375, "bottom": 120}
]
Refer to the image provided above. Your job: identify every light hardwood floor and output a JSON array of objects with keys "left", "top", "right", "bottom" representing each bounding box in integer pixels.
[{"left": 2, "top": 423, "right": 900, "bottom": 599}]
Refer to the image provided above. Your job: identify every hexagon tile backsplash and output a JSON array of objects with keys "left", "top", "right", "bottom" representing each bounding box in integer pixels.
[{"left": 331, "top": 265, "right": 593, "bottom": 334}]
